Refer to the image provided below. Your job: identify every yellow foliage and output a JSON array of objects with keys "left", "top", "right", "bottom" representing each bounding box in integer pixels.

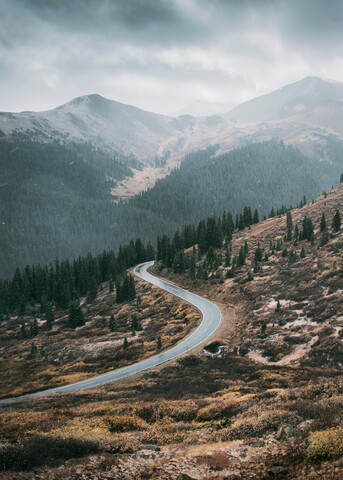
[
  {"left": 106, "top": 414, "right": 148, "bottom": 432},
  {"left": 307, "top": 428, "right": 343, "bottom": 460}
]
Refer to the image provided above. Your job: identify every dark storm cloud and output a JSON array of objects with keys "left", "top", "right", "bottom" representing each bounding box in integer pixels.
[{"left": 1, "top": 0, "right": 343, "bottom": 113}]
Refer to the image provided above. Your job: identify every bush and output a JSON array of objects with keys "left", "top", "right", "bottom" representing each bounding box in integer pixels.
[
  {"left": 106, "top": 415, "right": 148, "bottom": 432},
  {"left": 0, "top": 435, "right": 99, "bottom": 471},
  {"left": 307, "top": 428, "right": 343, "bottom": 461},
  {"left": 229, "top": 407, "right": 299, "bottom": 439}
]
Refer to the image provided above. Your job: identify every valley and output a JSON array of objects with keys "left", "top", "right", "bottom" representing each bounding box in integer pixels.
[{"left": 1, "top": 76, "right": 343, "bottom": 480}]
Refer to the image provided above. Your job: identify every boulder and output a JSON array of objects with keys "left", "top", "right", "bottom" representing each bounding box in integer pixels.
[{"left": 268, "top": 466, "right": 289, "bottom": 477}]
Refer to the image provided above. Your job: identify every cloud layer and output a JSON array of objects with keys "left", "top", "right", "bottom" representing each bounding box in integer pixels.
[{"left": 1, "top": 0, "right": 343, "bottom": 113}]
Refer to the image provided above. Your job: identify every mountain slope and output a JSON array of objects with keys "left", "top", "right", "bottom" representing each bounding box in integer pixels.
[
  {"left": 227, "top": 76, "right": 343, "bottom": 123},
  {"left": 127, "top": 139, "right": 343, "bottom": 227},
  {"left": 0, "top": 95, "right": 188, "bottom": 163}
]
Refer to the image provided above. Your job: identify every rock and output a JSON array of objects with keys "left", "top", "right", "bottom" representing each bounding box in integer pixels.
[
  {"left": 177, "top": 475, "right": 196, "bottom": 480},
  {"left": 250, "top": 440, "right": 265, "bottom": 447},
  {"left": 268, "top": 466, "right": 289, "bottom": 477},
  {"left": 276, "top": 424, "right": 301, "bottom": 440},
  {"left": 144, "top": 444, "right": 160, "bottom": 451}
]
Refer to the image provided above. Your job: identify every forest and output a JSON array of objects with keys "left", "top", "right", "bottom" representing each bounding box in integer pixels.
[{"left": 2, "top": 136, "right": 343, "bottom": 278}]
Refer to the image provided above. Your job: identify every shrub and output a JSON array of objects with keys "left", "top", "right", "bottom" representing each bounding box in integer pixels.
[
  {"left": 106, "top": 415, "right": 148, "bottom": 432},
  {"left": 197, "top": 451, "right": 232, "bottom": 470},
  {"left": 229, "top": 407, "right": 299, "bottom": 439},
  {"left": 0, "top": 435, "right": 99, "bottom": 471},
  {"left": 307, "top": 428, "right": 343, "bottom": 461}
]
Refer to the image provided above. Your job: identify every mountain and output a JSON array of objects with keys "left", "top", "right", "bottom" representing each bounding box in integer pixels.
[
  {"left": 0, "top": 94, "right": 190, "bottom": 163},
  {"left": 227, "top": 76, "right": 343, "bottom": 123}
]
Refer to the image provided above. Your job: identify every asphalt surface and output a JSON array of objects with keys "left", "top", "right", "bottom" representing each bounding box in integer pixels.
[{"left": 0, "top": 261, "right": 222, "bottom": 404}]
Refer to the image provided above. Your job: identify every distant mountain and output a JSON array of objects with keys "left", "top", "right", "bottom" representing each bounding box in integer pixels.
[
  {"left": 226, "top": 76, "right": 343, "bottom": 123},
  {"left": 171, "top": 100, "right": 235, "bottom": 117},
  {"left": 0, "top": 94, "right": 191, "bottom": 163}
]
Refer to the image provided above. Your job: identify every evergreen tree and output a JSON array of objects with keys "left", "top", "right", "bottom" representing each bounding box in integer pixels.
[
  {"left": 320, "top": 213, "right": 327, "bottom": 232},
  {"left": 131, "top": 314, "right": 142, "bottom": 331},
  {"left": 40, "top": 344, "right": 45, "bottom": 356},
  {"left": 109, "top": 314, "right": 116, "bottom": 332},
  {"left": 30, "top": 342, "right": 37, "bottom": 356},
  {"left": 319, "top": 229, "right": 329, "bottom": 246},
  {"left": 68, "top": 302, "right": 85, "bottom": 328},
  {"left": 237, "top": 246, "right": 246, "bottom": 266},
  {"left": 45, "top": 303, "right": 54, "bottom": 330},
  {"left": 254, "top": 244, "right": 263, "bottom": 262},
  {"left": 300, "top": 246, "right": 306, "bottom": 258},
  {"left": 293, "top": 224, "right": 299, "bottom": 245},
  {"left": 156, "top": 336, "right": 162, "bottom": 350},
  {"left": 86, "top": 276, "right": 98, "bottom": 303},
  {"left": 302, "top": 216, "right": 314, "bottom": 241},
  {"left": 275, "top": 300, "right": 282, "bottom": 313},
  {"left": 123, "top": 337, "right": 128, "bottom": 349},
  {"left": 260, "top": 321, "right": 267, "bottom": 337},
  {"left": 332, "top": 209, "right": 341, "bottom": 232},
  {"left": 21, "top": 321, "right": 27, "bottom": 339},
  {"left": 109, "top": 278, "right": 114, "bottom": 293},
  {"left": 253, "top": 208, "right": 259, "bottom": 224},
  {"left": 30, "top": 319, "right": 38, "bottom": 338},
  {"left": 286, "top": 211, "right": 293, "bottom": 241}
]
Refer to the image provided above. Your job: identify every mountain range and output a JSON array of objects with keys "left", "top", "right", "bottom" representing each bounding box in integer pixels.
[
  {"left": 2, "top": 76, "right": 343, "bottom": 277},
  {"left": 2, "top": 76, "right": 343, "bottom": 167}
]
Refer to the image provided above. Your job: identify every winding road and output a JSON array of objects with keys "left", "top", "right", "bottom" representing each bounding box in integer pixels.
[{"left": 0, "top": 261, "right": 222, "bottom": 404}]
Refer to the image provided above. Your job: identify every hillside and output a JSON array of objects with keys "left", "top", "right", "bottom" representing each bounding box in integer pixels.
[
  {"left": 156, "top": 181, "right": 343, "bottom": 372},
  {"left": 127, "top": 139, "right": 343, "bottom": 226},
  {"left": 1, "top": 185, "right": 343, "bottom": 479},
  {"left": 3, "top": 137, "right": 343, "bottom": 279}
]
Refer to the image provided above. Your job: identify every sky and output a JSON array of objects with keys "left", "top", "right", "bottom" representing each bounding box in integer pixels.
[{"left": 1, "top": 0, "right": 343, "bottom": 114}]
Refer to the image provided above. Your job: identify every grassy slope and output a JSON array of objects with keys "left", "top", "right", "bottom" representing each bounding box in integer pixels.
[
  {"left": 1, "top": 186, "right": 343, "bottom": 478},
  {"left": 0, "top": 277, "right": 200, "bottom": 399}
]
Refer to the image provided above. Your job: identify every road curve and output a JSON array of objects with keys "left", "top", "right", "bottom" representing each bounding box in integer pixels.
[{"left": 0, "top": 261, "right": 222, "bottom": 404}]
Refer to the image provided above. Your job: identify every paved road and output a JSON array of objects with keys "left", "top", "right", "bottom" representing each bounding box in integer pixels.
[{"left": 0, "top": 261, "right": 222, "bottom": 404}]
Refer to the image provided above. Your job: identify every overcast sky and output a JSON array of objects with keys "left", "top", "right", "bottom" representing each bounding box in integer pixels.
[{"left": 1, "top": 0, "right": 343, "bottom": 114}]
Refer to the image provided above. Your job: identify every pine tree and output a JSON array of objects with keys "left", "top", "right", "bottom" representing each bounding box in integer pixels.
[
  {"left": 109, "top": 278, "right": 114, "bottom": 293},
  {"left": 300, "top": 246, "right": 306, "bottom": 258},
  {"left": 293, "top": 224, "right": 299, "bottom": 245},
  {"left": 123, "top": 337, "right": 128, "bottom": 349},
  {"left": 286, "top": 211, "right": 293, "bottom": 241},
  {"left": 254, "top": 244, "right": 263, "bottom": 262},
  {"left": 30, "top": 342, "right": 37, "bottom": 356},
  {"left": 275, "top": 300, "right": 282, "bottom": 313},
  {"left": 156, "top": 336, "right": 162, "bottom": 350},
  {"left": 260, "top": 321, "right": 267, "bottom": 337},
  {"left": 128, "top": 275, "right": 136, "bottom": 301},
  {"left": 253, "top": 209, "right": 259, "bottom": 224},
  {"left": 21, "top": 321, "right": 27, "bottom": 339},
  {"left": 45, "top": 303, "right": 54, "bottom": 330},
  {"left": 131, "top": 314, "right": 142, "bottom": 331},
  {"left": 320, "top": 213, "right": 327, "bottom": 232},
  {"left": 30, "top": 319, "right": 38, "bottom": 338},
  {"left": 86, "top": 276, "right": 98, "bottom": 303},
  {"left": 237, "top": 246, "right": 246, "bottom": 266},
  {"left": 68, "top": 302, "right": 85, "bottom": 328},
  {"left": 40, "top": 344, "right": 45, "bottom": 356},
  {"left": 332, "top": 209, "right": 341, "bottom": 232},
  {"left": 319, "top": 229, "right": 329, "bottom": 246},
  {"left": 109, "top": 314, "right": 116, "bottom": 332}
]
